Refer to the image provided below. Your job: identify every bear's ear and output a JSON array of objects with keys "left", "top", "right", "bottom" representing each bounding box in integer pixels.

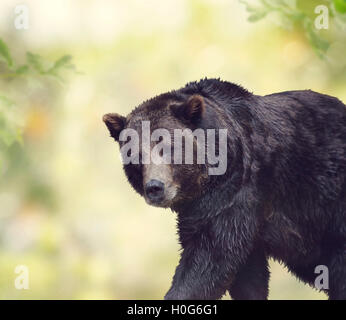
[
  {"left": 170, "top": 95, "right": 205, "bottom": 124},
  {"left": 103, "top": 113, "right": 126, "bottom": 141}
]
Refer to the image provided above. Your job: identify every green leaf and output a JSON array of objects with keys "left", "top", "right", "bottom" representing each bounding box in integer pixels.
[
  {"left": 46, "top": 55, "right": 76, "bottom": 83},
  {"left": 306, "top": 25, "right": 330, "bottom": 53},
  {"left": 334, "top": 0, "right": 346, "bottom": 14},
  {"left": 52, "top": 55, "right": 73, "bottom": 70},
  {"left": 248, "top": 11, "right": 268, "bottom": 22},
  {"left": 26, "top": 52, "right": 46, "bottom": 74},
  {"left": 15, "top": 65, "right": 30, "bottom": 75},
  {"left": 48, "top": 55, "right": 75, "bottom": 75},
  {"left": 0, "top": 38, "right": 14, "bottom": 67}
]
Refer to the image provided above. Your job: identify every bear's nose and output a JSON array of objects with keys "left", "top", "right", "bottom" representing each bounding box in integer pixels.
[{"left": 145, "top": 179, "right": 165, "bottom": 203}]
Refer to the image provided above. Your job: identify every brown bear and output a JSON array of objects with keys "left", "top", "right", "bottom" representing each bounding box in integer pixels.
[{"left": 103, "top": 78, "right": 346, "bottom": 300}]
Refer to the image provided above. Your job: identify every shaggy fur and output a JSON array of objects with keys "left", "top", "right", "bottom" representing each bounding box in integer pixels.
[{"left": 103, "top": 78, "right": 346, "bottom": 300}]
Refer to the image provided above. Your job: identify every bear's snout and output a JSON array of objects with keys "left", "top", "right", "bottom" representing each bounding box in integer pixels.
[{"left": 145, "top": 179, "right": 165, "bottom": 204}]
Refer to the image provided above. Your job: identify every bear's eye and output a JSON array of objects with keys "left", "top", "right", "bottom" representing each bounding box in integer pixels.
[
  {"left": 127, "top": 150, "right": 140, "bottom": 158},
  {"left": 120, "top": 149, "right": 141, "bottom": 165},
  {"left": 155, "top": 136, "right": 164, "bottom": 157}
]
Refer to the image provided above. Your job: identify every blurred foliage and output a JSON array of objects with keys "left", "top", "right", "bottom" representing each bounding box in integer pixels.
[
  {"left": 0, "top": 38, "right": 76, "bottom": 149},
  {"left": 0, "top": 38, "right": 77, "bottom": 211},
  {"left": 1, "top": 0, "right": 345, "bottom": 300},
  {"left": 240, "top": 0, "right": 346, "bottom": 58}
]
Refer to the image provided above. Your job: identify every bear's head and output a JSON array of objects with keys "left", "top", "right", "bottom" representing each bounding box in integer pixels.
[{"left": 103, "top": 81, "right": 235, "bottom": 209}]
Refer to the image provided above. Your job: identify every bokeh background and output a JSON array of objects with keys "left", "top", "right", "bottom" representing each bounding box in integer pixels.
[{"left": 0, "top": 0, "right": 345, "bottom": 299}]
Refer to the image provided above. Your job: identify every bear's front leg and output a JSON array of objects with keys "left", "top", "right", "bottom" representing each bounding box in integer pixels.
[
  {"left": 165, "top": 206, "right": 260, "bottom": 300},
  {"left": 164, "top": 241, "right": 231, "bottom": 300},
  {"left": 228, "top": 248, "right": 269, "bottom": 300}
]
